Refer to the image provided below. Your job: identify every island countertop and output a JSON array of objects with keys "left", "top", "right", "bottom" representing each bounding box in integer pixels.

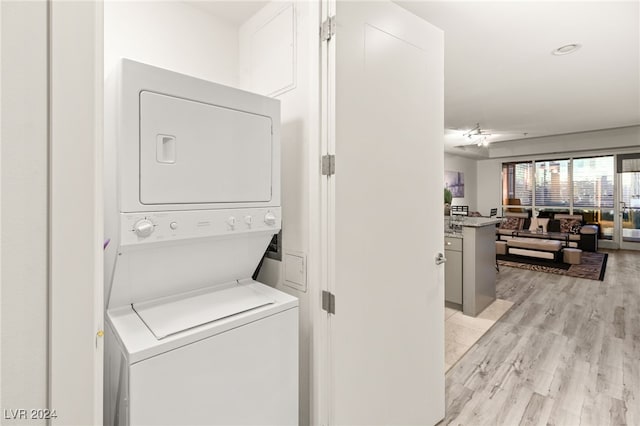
[{"left": 460, "top": 217, "right": 502, "bottom": 227}]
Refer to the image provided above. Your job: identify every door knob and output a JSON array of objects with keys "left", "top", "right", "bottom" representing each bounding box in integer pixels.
[{"left": 435, "top": 252, "right": 447, "bottom": 265}]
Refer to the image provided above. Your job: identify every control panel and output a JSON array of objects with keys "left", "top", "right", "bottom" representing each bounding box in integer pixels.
[{"left": 120, "top": 207, "right": 281, "bottom": 246}]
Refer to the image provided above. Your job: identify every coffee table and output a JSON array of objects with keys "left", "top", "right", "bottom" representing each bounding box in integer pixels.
[{"left": 511, "top": 230, "right": 570, "bottom": 247}]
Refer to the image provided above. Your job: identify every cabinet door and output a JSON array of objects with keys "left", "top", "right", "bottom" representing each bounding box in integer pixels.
[{"left": 445, "top": 250, "right": 463, "bottom": 304}]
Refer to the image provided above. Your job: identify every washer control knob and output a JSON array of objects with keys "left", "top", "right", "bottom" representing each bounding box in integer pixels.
[
  {"left": 264, "top": 212, "right": 277, "bottom": 226},
  {"left": 227, "top": 216, "right": 237, "bottom": 228},
  {"left": 133, "top": 219, "right": 155, "bottom": 238},
  {"left": 244, "top": 215, "right": 253, "bottom": 226},
  {"left": 169, "top": 222, "right": 178, "bottom": 230}
]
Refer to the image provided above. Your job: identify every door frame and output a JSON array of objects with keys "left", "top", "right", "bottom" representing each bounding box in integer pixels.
[
  {"left": 0, "top": 1, "right": 103, "bottom": 423},
  {"left": 313, "top": 1, "right": 335, "bottom": 425},
  {"left": 616, "top": 166, "right": 640, "bottom": 251},
  {"left": 49, "top": 1, "right": 104, "bottom": 424}
]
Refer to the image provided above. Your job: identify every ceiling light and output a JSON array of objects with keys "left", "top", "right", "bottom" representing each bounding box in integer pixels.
[
  {"left": 552, "top": 44, "right": 581, "bottom": 56},
  {"left": 463, "top": 123, "right": 492, "bottom": 140},
  {"left": 476, "top": 137, "right": 489, "bottom": 147}
]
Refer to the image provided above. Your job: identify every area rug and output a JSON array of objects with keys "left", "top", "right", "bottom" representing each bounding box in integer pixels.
[{"left": 497, "top": 252, "right": 608, "bottom": 281}]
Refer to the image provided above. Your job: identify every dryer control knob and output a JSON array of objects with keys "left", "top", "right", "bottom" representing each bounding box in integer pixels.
[
  {"left": 227, "top": 216, "right": 237, "bottom": 228},
  {"left": 244, "top": 215, "right": 253, "bottom": 226},
  {"left": 133, "top": 219, "right": 155, "bottom": 238},
  {"left": 264, "top": 212, "right": 277, "bottom": 226}
]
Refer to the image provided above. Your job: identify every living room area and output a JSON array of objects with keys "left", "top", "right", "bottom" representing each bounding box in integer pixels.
[
  {"left": 447, "top": 128, "right": 640, "bottom": 267},
  {"left": 421, "top": 0, "right": 640, "bottom": 422},
  {"left": 442, "top": 136, "right": 640, "bottom": 424}
]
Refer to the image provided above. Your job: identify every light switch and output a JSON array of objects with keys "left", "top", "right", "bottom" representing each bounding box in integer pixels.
[{"left": 284, "top": 252, "right": 306, "bottom": 292}]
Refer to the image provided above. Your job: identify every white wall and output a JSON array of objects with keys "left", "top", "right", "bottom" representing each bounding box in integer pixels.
[
  {"left": 476, "top": 126, "right": 640, "bottom": 215},
  {"left": 104, "top": 1, "right": 239, "bottom": 84},
  {"left": 444, "top": 153, "right": 479, "bottom": 212},
  {"left": 239, "top": 3, "right": 319, "bottom": 425},
  {"left": 1, "top": 1, "right": 49, "bottom": 419},
  {"left": 476, "top": 159, "right": 503, "bottom": 216}
]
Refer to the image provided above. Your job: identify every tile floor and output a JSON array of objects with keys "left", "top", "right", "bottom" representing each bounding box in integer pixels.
[{"left": 445, "top": 299, "right": 514, "bottom": 371}]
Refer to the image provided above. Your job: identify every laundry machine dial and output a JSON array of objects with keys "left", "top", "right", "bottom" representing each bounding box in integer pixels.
[
  {"left": 264, "top": 212, "right": 276, "bottom": 226},
  {"left": 133, "top": 219, "right": 155, "bottom": 238}
]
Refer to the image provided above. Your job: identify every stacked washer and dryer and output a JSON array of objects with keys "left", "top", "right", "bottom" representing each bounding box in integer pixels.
[{"left": 104, "top": 59, "right": 298, "bottom": 425}]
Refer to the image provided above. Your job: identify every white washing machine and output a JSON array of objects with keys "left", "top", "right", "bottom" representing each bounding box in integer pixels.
[{"left": 103, "top": 60, "right": 298, "bottom": 425}]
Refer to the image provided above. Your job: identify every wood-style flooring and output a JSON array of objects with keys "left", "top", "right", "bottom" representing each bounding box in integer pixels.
[{"left": 444, "top": 249, "right": 640, "bottom": 426}]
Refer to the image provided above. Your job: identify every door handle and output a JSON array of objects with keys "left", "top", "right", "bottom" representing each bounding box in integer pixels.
[{"left": 435, "top": 252, "right": 447, "bottom": 265}]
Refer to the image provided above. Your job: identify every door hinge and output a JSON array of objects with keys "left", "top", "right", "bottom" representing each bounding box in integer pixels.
[
  {"left": 322, "top": 290, "right": 336, "bottom": 314},
  {"left": 321, "top": 154, "right": 335, "bottom": 176},
  {"left": 321, "top": 16, "right": 336, "bottom": 42}
]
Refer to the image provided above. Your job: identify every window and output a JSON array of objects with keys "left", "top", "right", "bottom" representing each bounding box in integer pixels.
[
  {"left": 573, "top": 156, "right": 614, "bottom": 208},
  {"left": 535, "top": 159, "right": 570, "bottom": 208},
  {"left": 501, "top": 155, "right": 615, "bottom": 239},
  {"left": 573, "top": 156, "right": 614, "bottom": 239},
  {"left": 502, "top": 162, "right": 532, "bottom": 206}
]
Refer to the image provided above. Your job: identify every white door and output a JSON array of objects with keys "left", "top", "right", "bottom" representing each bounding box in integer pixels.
[{"left": 323, "top": 1, "right": 445, "bottom": 424}]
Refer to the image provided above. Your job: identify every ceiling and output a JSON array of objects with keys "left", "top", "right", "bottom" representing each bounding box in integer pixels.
[
  {"left": 395, "top": 1, "right": 640, "bottom": 154},
  {"left": 185, "top": 1, "right": 267, "bottom": 24}
]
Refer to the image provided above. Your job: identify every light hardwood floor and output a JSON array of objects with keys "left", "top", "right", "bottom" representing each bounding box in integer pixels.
[{"left": 444, "top": 249, "right": 640, "bottom": 426}]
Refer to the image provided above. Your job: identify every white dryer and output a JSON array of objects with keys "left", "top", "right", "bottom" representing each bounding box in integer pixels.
[{"left": 103, "top": 60, "right": 298, "bottom": 426}]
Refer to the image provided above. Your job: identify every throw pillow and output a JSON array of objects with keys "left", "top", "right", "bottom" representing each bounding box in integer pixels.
[
  {"left": 500, "top": 216, "right": 523, "bottom": 230},
  {"left": 528, "top": 218, "right": 550, "bottom": 233},
  {"left": 560, "top": 218, "right": 582, "bottom": 234},
  {"left": 569, "top": 222, "right": 582, "bottom": 234}
]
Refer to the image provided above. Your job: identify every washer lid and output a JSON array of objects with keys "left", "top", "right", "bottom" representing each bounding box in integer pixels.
[{"left": 132, "top": 283, "right": 274, "bottom": 340}]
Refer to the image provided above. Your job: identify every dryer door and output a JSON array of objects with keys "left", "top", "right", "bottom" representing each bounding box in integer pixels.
[{"left": 139, "top": 91, "right": 273, "bottom": 205}]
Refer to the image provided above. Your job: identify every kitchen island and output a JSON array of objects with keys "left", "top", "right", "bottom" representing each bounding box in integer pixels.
[{"left": 445, "top": 217, "right": 501, "bottom": 317}]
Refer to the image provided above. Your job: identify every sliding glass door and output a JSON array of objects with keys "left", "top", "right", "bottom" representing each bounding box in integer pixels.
[
  {"left": 619, "top": 172, "right": 640, "bottom": 249},
  {"left": 617, "top": 154, "right": 640, "bottom": 250}
]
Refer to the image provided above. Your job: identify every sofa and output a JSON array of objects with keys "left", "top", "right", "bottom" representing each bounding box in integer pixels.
[{"left": 497, "top": 212, "right": 598, "bottom": 252}]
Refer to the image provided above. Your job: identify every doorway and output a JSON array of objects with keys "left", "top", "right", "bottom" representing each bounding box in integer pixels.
[{"left": 617, "top": 154, "right": 640, "bottom": 250}]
